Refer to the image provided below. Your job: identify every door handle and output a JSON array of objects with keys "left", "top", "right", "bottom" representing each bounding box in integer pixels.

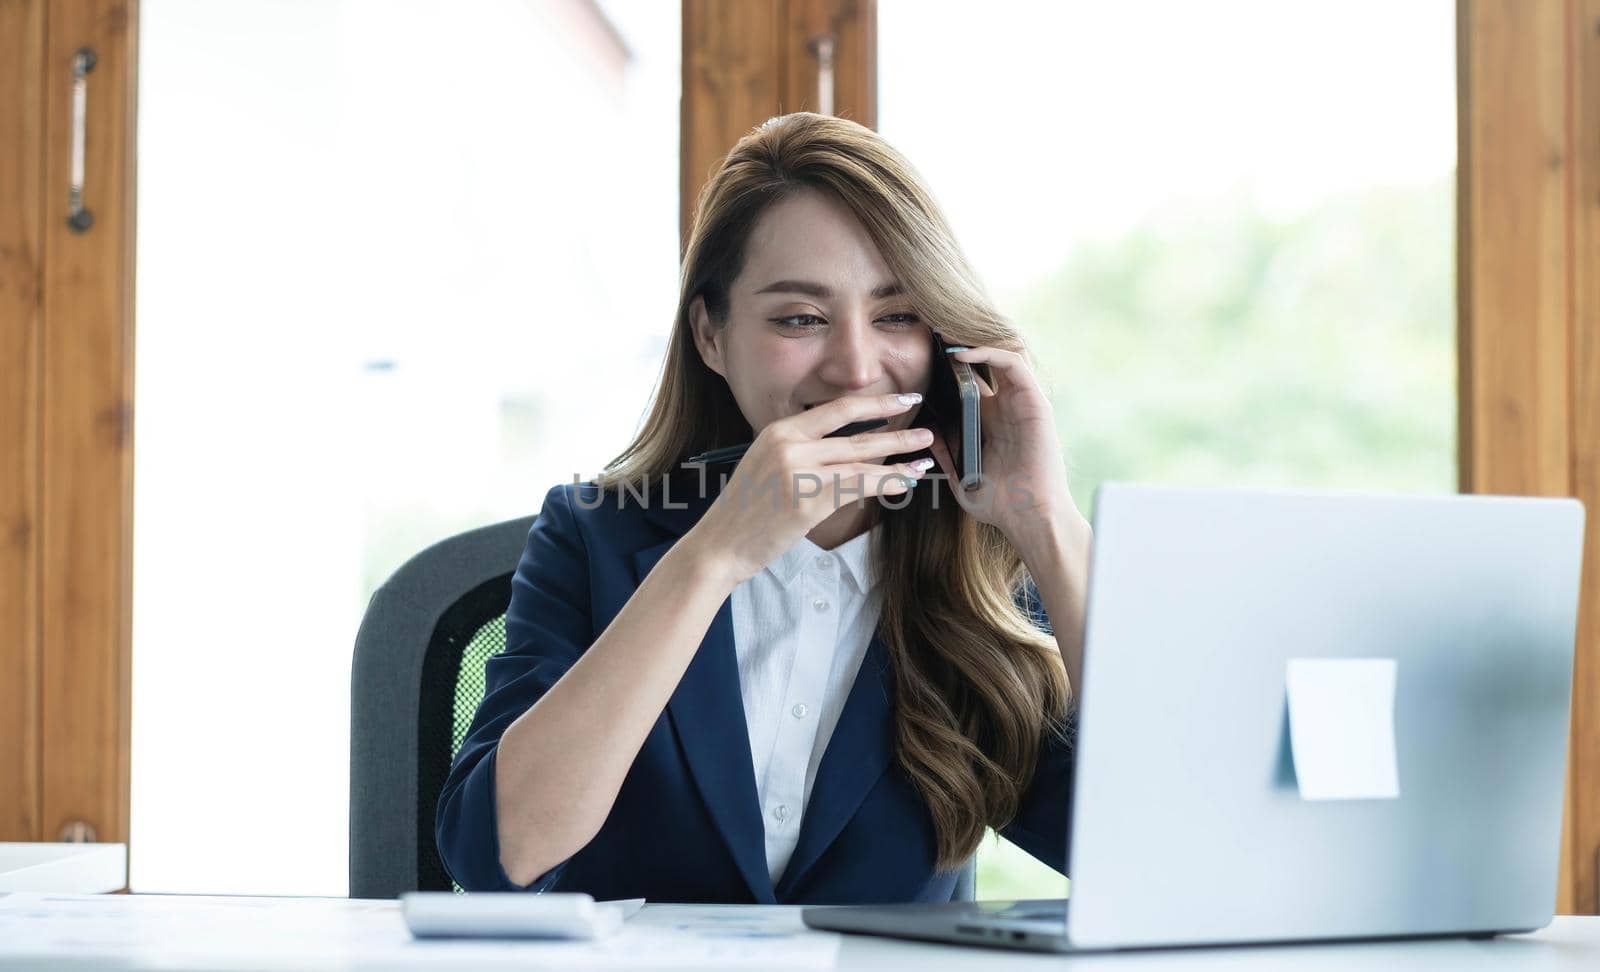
[{"left": 68, "top": 46, "right": 97, "bottom": 233}]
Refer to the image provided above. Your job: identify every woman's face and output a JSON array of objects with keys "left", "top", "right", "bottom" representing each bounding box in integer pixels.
[{"left": 690, "top": 189, "right": 932, "bottom": 438}]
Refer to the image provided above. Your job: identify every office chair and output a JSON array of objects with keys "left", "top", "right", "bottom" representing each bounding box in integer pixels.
[
  {"left": 350, "top": 514, "right": 534, "bottom": 899},
  {"left": 348, "top": 510, "right": 979, "bottom": 902}
]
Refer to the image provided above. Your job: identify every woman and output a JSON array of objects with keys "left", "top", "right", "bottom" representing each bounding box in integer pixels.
[{"left": 437, "top": 112, "right": 1093, "bottom": 904}]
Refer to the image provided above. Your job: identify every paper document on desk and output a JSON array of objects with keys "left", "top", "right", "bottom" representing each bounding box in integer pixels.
[
  {"left": 1286, "top": 657, "right": 1401, "bottom": 801},
  {"left": 0, "top": 893, "right": 841, "bottom": 970}
]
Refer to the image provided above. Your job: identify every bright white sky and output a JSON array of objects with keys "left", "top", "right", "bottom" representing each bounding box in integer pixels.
[{"left": 879, "top": 0, "right": 1456, "bottom": 301}]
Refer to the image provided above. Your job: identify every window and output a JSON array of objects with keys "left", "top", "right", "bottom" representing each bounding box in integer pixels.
[
  {"left": 880, "top": 0, "right": 1456, "bottom": 898},
  {"left": 132, "top": 0, "right": 680, "bottom": 894}
]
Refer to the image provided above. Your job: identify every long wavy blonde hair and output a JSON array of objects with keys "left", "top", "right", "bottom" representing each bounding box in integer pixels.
[{"left": 596, "top": 112, "right": 1071, "bottom": 870}]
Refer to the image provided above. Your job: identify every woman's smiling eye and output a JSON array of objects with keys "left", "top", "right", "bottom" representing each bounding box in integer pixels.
[
  {"left": 772, "top": 314, "right": 826, "bottom": 329},
  {"left": 769, "top": 312, "right": 922, "bottom": 330}
]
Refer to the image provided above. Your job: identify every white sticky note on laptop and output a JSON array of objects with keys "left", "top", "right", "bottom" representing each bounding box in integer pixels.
[{"left": 1285, "top": 658, "right": 1400, "bottom": 801}]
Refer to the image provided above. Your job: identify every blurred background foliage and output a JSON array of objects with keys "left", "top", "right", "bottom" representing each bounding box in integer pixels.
[{"left": 1033, "top": 175, "right": 1455, "bottom": 514}]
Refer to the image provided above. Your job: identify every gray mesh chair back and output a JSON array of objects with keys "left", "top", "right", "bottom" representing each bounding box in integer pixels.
[
  {"left": 350, "top": 515, "right": 533, "bottom": 899},
  {"left": 348, "top": 512, "right": 978, "bottom": 902}
]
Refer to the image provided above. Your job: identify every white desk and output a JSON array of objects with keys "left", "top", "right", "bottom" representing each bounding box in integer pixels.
[
  {"left": 2, "top": 895, "right": 1598, "bottom": 971},
  {"left": 0, "top": 843, "right": 126, "bottom": 893}
]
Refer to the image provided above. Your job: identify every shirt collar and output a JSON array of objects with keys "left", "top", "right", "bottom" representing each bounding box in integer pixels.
[{"left": 763, "top": 523, "right": 879, "bottom": 593}]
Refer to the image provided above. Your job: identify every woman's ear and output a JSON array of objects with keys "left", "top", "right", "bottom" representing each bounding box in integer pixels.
[{"left": 688, "top": 295, "right": 727, "bottom": 378}]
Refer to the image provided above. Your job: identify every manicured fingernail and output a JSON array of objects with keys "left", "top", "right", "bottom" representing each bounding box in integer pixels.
[
  {"left": 909, "top": 458, "right": 936, "bottom": 474},
  {"left": 944, "top": 346, "right": 971, "bottom": 353},
  {"left": 897, "top": 393, "right": 922, "bottom": 405}
]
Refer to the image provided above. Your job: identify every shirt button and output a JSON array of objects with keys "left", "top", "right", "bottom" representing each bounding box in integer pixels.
[
  {"left": 813, "top": 597, "right": 830, "bottom": 613},
  {"left": 814, "top": 554, "right": 832, "bottom": 569},
  {"left": 773, "top": 804, "right": 789, "bottom": 822},
  {"left": 792, "top": 703, "right": 809, "bottom": 719}
]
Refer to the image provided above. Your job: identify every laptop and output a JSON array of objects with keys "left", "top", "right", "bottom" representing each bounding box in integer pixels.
[{"left": 804, "top": 482, "right": 1586, "bottom": 952}]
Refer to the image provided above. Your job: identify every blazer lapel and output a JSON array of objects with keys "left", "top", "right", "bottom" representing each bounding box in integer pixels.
[
  {"left": 630, "top": 475, "right": 776, "bottom": 904},
  {"left": 774, "top": 629, "right": 895, "bottom": 898}
]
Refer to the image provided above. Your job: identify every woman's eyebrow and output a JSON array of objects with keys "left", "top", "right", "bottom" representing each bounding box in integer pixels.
[{"left": 753, "top": 279, "right": 903, "bottom": 300}]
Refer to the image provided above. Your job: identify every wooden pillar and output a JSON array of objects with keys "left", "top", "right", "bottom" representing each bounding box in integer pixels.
[
  {"left": 0, "top": 0, "right": 137, "bottom": 861},
  {"left": 0, "top": 0, "right": 49, "bottom": 845},
  {"left": 1568, "top": 0, "right": 1600, "bottom": 918},
  {"left": 680, "top": 0, "right": 877, "bottom": 250},
  {"left": 1458, "top": 0, "right": 1600, "bottom": 914}
]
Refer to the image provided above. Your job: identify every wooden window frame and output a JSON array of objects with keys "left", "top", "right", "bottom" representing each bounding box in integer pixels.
[
  {"left": 1458, "top": 0, "right": 1600, "bottom": 913},
  {"left": 680, "top": 0, "right": 876, "bottom": 248},
  {"left": 0, "top": 0, "right": 136, "bottom": 864}
]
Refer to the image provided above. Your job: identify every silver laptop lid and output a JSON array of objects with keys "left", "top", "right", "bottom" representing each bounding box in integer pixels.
[{"left": 1066, "top": 483, "right": 1585, "bottom": 949}]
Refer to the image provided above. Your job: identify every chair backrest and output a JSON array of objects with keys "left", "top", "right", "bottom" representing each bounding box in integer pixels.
[
  {"left": 348, "top": 512, "right": 979, "bottom": 902},
  {"left": 349, "top": 515, "right": 534, "bottom": 899}
]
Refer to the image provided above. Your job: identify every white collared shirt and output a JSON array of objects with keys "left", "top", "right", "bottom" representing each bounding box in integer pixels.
[{"left": 730, "top": 524, "right": 882, "bottom": 887}]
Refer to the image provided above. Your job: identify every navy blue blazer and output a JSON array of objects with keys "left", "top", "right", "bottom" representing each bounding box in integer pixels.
[{"left": 435, "top": 473, "right": 1072, "bottom": 904}]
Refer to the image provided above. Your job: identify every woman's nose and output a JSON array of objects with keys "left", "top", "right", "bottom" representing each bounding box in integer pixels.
[{"left": 817, "top": 317, "right": 883, "bottom": 390}]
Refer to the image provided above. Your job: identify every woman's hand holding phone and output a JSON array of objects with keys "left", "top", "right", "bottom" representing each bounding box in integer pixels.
[
  {"left": 926, "top": 345, "right": 1087, "bottom": 557},
  {"left": 687, "top": 393, "right": 935, "bottom": 588}
]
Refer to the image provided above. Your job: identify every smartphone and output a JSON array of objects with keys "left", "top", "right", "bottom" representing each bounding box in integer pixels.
[
  {"left": 950, "top": 356, "right": 983, "bottom": 490},
  {"left": 930, "top": 333, "right": 984, "bottom": 491}
]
